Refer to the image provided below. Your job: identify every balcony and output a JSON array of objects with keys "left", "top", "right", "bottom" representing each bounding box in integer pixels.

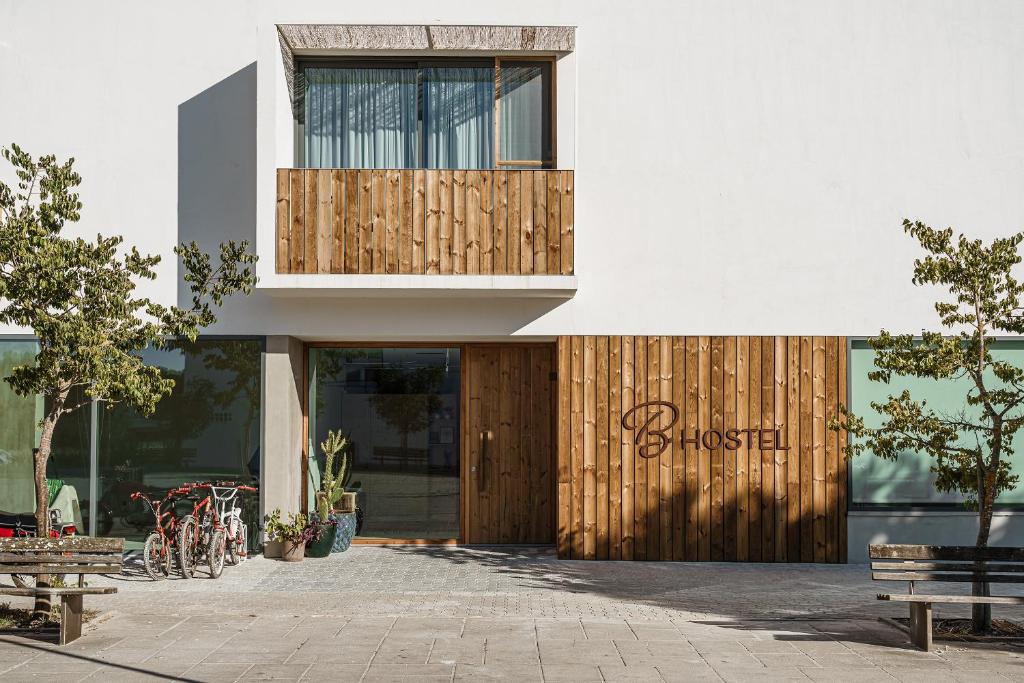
[{"left": 270, "top": 169, "right": 575, "bottom": 297}]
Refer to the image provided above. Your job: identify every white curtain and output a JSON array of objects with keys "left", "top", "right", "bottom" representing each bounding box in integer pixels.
[
  {"left": 499, "top": 64, "right": 545, "bottom": 162},
  {"left": 304, "top": 67, "right": 418, "bottom": 168},
  {"left": 424, "top": 67, "right": 494, "bottom": 169}
]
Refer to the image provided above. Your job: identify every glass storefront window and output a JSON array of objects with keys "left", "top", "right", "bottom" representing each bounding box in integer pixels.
[
  {"left": 96, "top": 339, "right": 262, "bottom": 546},
  {"left": 0, "top": 341, "right": 41, "bottom": 514},
  {"left": 850, "top": 339, "right": 1024, "bottom": 505},
  {"left": 0, "top": 341, "right": 89, "bottom": 531},
  {"left": 0, "top": 337, "right": 262, "bottom": 548},
  {"left": 308, "top": 347, "right": 461, "bottom": 539}
]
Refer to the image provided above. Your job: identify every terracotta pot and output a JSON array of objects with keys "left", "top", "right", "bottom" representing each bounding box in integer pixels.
[
  {"left": 281, "top": 539, "right": 306, "bottom": 562},
  {"left": 263, "top": 540, "right": 282, "bottom": 558}
]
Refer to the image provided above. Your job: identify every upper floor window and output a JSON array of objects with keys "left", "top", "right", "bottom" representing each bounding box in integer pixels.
[{"left": 299, "top": 58, "right": 553, "bottom": 170}]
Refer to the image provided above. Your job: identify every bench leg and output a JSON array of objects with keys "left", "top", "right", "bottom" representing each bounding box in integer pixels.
[
  {"left": 59, "top": 594, "right": 83, "bottom": 646},
  {"left": 909, "top": 602, "right": 932, "bottom": 652}
]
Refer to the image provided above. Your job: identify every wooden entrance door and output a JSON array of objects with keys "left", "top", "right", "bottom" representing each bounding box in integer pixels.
[{"left": 464, "top": 345, "right": 556, "bottom": 544}]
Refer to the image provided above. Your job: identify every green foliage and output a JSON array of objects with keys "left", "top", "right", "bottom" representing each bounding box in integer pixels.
[
  {"left": 264, "top": 509, "right": 313, "bottom": 543},
  {"left": 0, "top": 143, "right": 258, "bottom": 414},
  {"left": 315, "top": 430, "right": 351, "bottom": 519},
  {"left": 0, "top": 143, "right": 258, "bottom": 539},
  {"left": 830, "top": 220, "right": 1024, "bottom": 522}
]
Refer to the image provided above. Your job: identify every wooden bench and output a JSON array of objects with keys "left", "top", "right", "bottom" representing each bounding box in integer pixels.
[
  {"left": 870, "top": 543, "right": 1024, "bottom": 651},
  {"left": 0, "top": 536, "right": 123, "bottom": 645}
]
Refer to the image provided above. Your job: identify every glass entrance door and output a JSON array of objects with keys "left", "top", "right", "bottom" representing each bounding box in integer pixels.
[{"left": 307, "top": 347, "right": 461, "bottom": 540}]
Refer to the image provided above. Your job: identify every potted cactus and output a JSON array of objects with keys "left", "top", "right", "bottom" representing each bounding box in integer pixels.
[
  {"left": 309, "top": 431, "right": 355, "bottom": 557},
  {"left": 315, "top": 431, "right": 354, "bottom": 516}
]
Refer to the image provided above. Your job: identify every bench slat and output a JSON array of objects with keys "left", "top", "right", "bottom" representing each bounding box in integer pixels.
[
  {"left": 878, "top": 593, "right": 1024, "bottom": 605},
  {"left": 0, "top": 564, "right": 123, "bottom": 574},
  {"left": 0, "top": 537, "right": 124, "bottom": 553},
  {"left": 0, "top": 587, "right": 117, "bottom": 597},
  {"left": 872, "top": 571, "right": 1024, "bottom": 583},
  {"left": 872, "top": 561, "right": 1024, "bottom": 573},
  {"left": 0, "top": 552, "right": 123, "bottom": 564},
  {"left": 869, "top": 544, "right": 1024, "bottom": 562}
]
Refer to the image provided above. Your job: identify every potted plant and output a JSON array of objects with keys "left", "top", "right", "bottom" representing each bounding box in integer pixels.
[
  {"left": 314, "top": 431, "right": 359, "bottom": 552},
  {"left": 264, "top": 509, "right": 312, "bottom": 562}
]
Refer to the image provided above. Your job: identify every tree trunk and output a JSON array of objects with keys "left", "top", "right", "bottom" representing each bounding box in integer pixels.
[
  {"left": 973, "top": 466, "right": 997, "bottom": 634},
  {"left": 31, "top": 411, "right": 60, "bottom": 620}
]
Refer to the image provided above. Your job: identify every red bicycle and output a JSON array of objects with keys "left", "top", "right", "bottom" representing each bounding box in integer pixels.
[
  {"left": 176, "top": 483, "right": 225, "bottom": 579},
  {"left": 131, "top": 486, "right": 193, "bottom": 580}
]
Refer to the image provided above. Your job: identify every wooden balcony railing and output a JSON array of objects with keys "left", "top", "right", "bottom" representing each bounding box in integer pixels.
[{"left": 275, "top": 169, "right": 573, "bottom": 276}]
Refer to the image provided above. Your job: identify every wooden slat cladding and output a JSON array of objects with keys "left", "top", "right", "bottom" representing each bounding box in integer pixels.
[
  {"left": 465, "top": 345, "right": 556, "bottom": 545},
  {"left": 555, "top": 336, "right": 847, "bottom": 563},
  {"left": 275, "top": 169, "right": 574, "bottom": 275}
]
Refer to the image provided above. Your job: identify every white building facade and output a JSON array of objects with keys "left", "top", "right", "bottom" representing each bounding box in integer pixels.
[{"left": 2, "top": 1, "right": 1024, "bottom": 561}]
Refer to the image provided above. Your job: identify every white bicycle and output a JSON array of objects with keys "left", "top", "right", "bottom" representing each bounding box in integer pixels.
[{"left": 209, "top": 484, "right": 257, "bottom": 567}]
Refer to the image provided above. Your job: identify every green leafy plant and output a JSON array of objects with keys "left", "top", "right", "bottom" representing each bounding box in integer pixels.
[
  {"left": 264, "top": 509, "right": 314, "bottom": 544},
  {"left": 315, "top": 430, "right": 351, "bottom": 520},
  {"left": 830, "top": 219, "right": 1024, "bottom": 633},
  {"left": 0, "top": 144, "right": 257, "bottom": 616}
]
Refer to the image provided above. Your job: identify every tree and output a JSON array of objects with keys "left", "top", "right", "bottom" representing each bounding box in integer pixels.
[
  {"left": 198, "top": 339, "right": 262, "bottom": 475},
  {"left": 0, "top": 144, "right": 257, "bottom": 617},
  {"left": 831, "top": 219, "right": 1024, "bottom": 633},
  {"left": 369, "top": 365, "right": 444, "bottom": 456}
]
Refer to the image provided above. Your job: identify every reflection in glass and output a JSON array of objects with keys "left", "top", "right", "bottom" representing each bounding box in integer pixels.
[
  {"left": 46, "top": 387, "right": 90, "bottom": 532},
  {"left": 850, "top": 340, "right": 1024, "bottom": 504},
  {"left": 309, "top": 348, "right": 460, "bottom": 539},
  {"left": 0, "top": 341, "right": 89, "bottom": 531},
  {"left": 96, "top": 339, "right": 262, "bottom": 547},
  {"left": 0, "top": 341, "right": 40, "bottom": 514},
  {"left": 499, "top": 62, "right": 551, "bottom": 164}
]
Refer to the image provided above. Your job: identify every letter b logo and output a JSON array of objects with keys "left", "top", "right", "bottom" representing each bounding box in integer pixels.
[{"left": 621, "top": 401, "right": 680, "bottom": 459}]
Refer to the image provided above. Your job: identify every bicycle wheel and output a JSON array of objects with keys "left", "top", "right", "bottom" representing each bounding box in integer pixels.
[
  {"left": 11, "top": 572, "right": 67, "bottom": 588},
  {"left": 226, "top": 522, "right": 247, "bottom": 566},
  {"left": 143, "top": 532, "right": 168, "bottom": 580},
  {"left": 208, "top": 529, "right": 226, "bottom": 579},
  {"left": 237, "top": 522, "right": 248, "bottom": 562},
  {"left": 177, "top": 515, "right": 198, "bottom": 579}
]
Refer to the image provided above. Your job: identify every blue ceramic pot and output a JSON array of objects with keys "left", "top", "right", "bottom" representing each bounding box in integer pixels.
[{"left": 329, "top": 512, "right": 357, "bottom": 553}]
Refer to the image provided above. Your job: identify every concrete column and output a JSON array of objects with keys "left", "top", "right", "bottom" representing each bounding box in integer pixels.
[{"left": 260, "top": 335, "right": 304, "bottom": 524}]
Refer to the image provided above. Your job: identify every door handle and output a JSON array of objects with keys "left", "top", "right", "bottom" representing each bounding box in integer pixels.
[{"left": 479, "top": 430, "right": 493, "bottom": 491}]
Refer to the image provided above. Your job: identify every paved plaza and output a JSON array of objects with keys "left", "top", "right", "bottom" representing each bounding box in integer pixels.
[{"left": 0, "top": 546, "right": 1023, "bottom": 681}]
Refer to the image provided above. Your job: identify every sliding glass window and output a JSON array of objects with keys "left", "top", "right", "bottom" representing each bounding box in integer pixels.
[
  {"left": 308, "top": 347, "right": 461, "bottom": 540},
  {"left": 305, "top": 67, "right": 418, "bottom": 169},
  {"left": 300, "top": 58, "right": 553, "bottom": 170},
  {"left": 497, "top": 60, "right": 552, "bottom": 167}
]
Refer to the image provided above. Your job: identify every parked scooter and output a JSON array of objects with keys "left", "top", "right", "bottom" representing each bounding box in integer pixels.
[{"left": 0, "top": 508, "right": 76, "bottom": 588}]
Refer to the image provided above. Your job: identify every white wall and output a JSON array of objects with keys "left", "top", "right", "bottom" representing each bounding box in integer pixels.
[
  {"left": 2, "top": 0, "right": 1024, "bottom": 339},
  {"left": 848, "top": 510, "right": 1024, "bottom": 563}
]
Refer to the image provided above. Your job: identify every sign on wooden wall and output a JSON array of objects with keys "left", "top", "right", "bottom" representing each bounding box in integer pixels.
[{"left": 556, "top": 336, "right": 848, "bottom": 563}]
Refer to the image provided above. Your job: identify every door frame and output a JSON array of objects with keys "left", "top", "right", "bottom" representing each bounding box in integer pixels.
[{"left": 301, "top": 340, "right": 556, "bottom": 545}]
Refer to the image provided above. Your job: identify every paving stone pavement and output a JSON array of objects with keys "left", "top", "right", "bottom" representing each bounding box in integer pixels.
[{"left": 0, "top": 546, "right": 1023, "bottom": 681}]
